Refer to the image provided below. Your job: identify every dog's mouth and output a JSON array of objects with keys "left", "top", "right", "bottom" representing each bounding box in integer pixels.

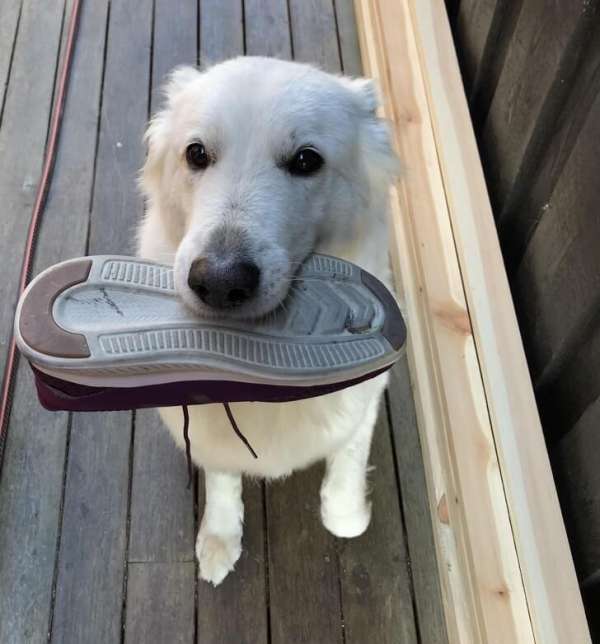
[
  {"left": 174, "top": 234, "right": 313, "bottom": 322},
  {"left": 175, "top": 268, "right": 295, "bottom": 323}
]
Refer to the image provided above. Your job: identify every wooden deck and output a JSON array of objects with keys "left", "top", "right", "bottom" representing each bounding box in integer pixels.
[{"left": 0, "top": 1, "right": 447, "bottom": 642}]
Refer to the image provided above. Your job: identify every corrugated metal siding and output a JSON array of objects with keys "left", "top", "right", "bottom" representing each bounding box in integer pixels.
[{"left": 447, "top": 0, "right": 600, "bottom": 637}]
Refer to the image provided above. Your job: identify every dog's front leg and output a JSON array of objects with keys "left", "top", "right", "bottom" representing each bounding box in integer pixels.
[
  {"left": 320, "top": 394, "right": 381, "bottom": 538},
  {"left": 197, "top": 469, "right": 243, "bottom": 586}
]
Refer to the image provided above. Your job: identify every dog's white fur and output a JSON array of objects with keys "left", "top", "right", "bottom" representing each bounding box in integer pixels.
[{"left": 138, "top": 57, "right": 398, "bottom": 586}]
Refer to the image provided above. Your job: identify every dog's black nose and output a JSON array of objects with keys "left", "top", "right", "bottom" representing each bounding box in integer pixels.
[{"left": 188, "top": 257, "right": 260, "bottom": 308}]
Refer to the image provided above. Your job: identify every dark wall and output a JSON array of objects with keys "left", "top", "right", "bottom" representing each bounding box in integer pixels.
[{"left": 446, "top": 0, "right": 600, "bottom": 637}]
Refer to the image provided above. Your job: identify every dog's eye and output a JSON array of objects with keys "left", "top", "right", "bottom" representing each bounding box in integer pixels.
[
  {"left": 185, "top": 141, "right": 210, "bottom": 170},
  {"left": 287, "top": 147, "right": 324, "bottom": 176}
]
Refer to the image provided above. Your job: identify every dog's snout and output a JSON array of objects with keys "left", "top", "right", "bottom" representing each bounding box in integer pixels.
[{"left": 188, "top": 257, "right": 260, "bottom": 309}]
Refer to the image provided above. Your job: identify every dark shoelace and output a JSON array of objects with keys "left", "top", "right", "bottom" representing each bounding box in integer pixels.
[{"left": 181, "top": 403, "right": 258, "bottom": 489}]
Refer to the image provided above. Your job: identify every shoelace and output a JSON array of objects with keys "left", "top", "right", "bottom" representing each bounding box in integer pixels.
[{"left": 181, "top": 402, "right": 258, "bottom": 489}]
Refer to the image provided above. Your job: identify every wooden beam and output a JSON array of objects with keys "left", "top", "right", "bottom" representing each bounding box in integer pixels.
[{"left": 354, "top": 1, "right": 590, "bottom": 642}]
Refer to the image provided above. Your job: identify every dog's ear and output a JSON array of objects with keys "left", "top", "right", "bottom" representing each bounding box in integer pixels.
[
  {"left": 164, "top": 65, "right": 202, "bottom": 104},
  {"left": 345, "top": 78, "right": 400, "bottom": 182},
  {"left": 346, "top": 77, "right": 379, "bottom": 115},
  {"left": 140, "top": 110, "right": 169, "bottom": 201},
  {"left": 141, "top": 66, "right": 201, "bottom": 195}
]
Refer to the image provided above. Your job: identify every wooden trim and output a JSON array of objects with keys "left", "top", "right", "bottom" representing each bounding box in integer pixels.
[{"left": 354, "top": 1, "right": 591, "bottom": 642}]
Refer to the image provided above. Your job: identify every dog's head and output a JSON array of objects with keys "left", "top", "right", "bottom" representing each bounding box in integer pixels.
[{"left": 140, "top": 57, "right": 398, "bottom": 319}]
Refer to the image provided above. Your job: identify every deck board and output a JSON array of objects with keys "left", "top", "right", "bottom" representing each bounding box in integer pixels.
[
  {"left": 0, "top": 1, "right": 447, "bottom": 642},
  {"left": 337, "top": 408, "right": 419, "bottom": 644},
  {"left": 124, "top": 562, "right": 196, "bottom": 644},
  {"left": 50, "top": 412, "right": 132, "bottom": 643},
  {"left": 388, "top": 359, "right": 450, "bottom": 644},
  {"left": 0, "top": 0, "right": 22, "bottom": 128},
  {"left": 200, "top": 0, "right": 244, "bottom": 63},
  {"left": 266, "top": 464, "right": 344, "bottom": 644},
  {"left": 0, "top": 2, "right": 107, "bottom": 642},
  {"left": 245, "top": 0, "right": 292, "bottom": 59},
  {"left": 50, "top": 0, "right": 152, "bottom": 640},
  {"left": 196, "top": 481, "right": 269, "bottom": 644},
  {"left": 289, "top": 0, "right": 341, "bottom": 72},
  {"left": 0, "top": 0, "right": 64, "bottom": 390},
  {"left": 127, "top": 0, "right": 197, "bottom": 567}
]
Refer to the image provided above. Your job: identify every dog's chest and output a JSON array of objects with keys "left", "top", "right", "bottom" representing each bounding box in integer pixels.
[{"left": 159, "top": 373, "right": 387, "bottom": 478}]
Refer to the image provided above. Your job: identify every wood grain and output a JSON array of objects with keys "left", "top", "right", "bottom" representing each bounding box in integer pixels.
[
  {"left": 0, "top": 0, "right": 22, "bottom": 127},
  {"left": 333, "top": 0, "right": 363, "bottom": 76},
  {"left": 288, "top": 0, "right": 341, "bottom": 72},
  {"left": 0, "top": 0, "right": 64, "bottom": 386},
  {"left": 127, "top": 0, "right": 197, "bottom": 567},
  {"left": 200, "top": 0, "right": 244, "bottom": 63},
  {"left": 125, "top": 562, "right": 196, "bottom": 644},
  {"left": 50, "top": 412, "right": 133, "bottom": 643},
  {"left": 0, "top": 368, "right": 69, "bottom": 644},
  {"left": 266, "top": 465, "right": 343, "bottom": 644},
  {"left": 245, "top": 0, "right": 292, "bottom": 60},
  {"left": 387, "top": 359, "right": 449, "bottom": 644},
  {"left": 355, "top": 0, "right": 534, "bottom": 640},
  {"left": 151, "top": 0, "right": 198, "bottom": 107},
  {"left": 87, "top": 0, "right": 152, "bottom": 258},
  {"left": 196, "top": 479, "right": 269, "bottom": 644},
  {"left": 0, "top": 2, "right": 108, "bottom": 642},
  {"left": 129, "top": 410, "right": 195, "bottom": 562},
  {"left": 337, "top": 405, "right": 419, "bottom": 644},
  {"left": 51, "top": 0, "right": 152, "bottom": 640}
]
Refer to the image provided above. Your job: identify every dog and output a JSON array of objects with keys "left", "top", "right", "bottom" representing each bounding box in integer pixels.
[{"left": 137, "top": 57, "right": 399, "bottom": 586}]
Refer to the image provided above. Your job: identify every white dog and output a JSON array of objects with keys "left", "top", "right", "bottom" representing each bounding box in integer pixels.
[{"left": 138, "top": 57, "right": 399, "bottom": 586}]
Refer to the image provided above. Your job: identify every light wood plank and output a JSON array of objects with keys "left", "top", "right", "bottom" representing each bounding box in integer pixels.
[
  {"left": 408, "top": 1, "right": 590, "bottom": 642},
  {"left": 288, "top": 0, "right": 341, "bottom": 72},
  {"left": 387, "top": 359, "right": 449, "bottom": 644},
  {"left": 355, "top": 0, "right": 536, "bottom": 642},
  {"left": 0, "top": 2, "right": 107, "bottom": 641},
  {"left": 125, "top": 562, "right": 196, "bottom": 644},
  {"left": 245, "top": 0, "right": 292, "bottom": 59},
  {"left": 200, "top": 0, "right": 243, "bottom": 63},
  {"left": 337, "top": 405, "right": 419, "bottom": 644}
]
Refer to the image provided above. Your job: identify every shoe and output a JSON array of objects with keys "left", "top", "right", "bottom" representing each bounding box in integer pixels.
[{"left": 15, "top": 254, "right": 406, "bottom": 411}]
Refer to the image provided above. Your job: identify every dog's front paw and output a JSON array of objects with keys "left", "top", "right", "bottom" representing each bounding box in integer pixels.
[
  {"left": 196, "top": 530, "right": 242, "bottom": 586},
  {"left": 320, "top": 496, "right": 372, "bottom": 538}
]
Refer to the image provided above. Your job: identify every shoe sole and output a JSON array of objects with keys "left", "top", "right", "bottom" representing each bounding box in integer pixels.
[{"left": 15, "top": 254, "right": 406, "bottom": 391}]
